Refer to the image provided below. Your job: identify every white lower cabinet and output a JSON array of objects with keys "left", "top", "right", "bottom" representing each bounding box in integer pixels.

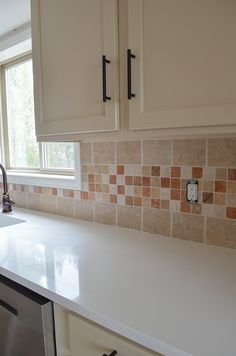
[{"left": 54, "top": 304, "right": 161, "bottom": 356}]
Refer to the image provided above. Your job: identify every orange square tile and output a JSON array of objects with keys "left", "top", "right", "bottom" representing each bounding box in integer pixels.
[
  {"left": 88, "top": 174, "right": 95, "bottom": 183},
  {"left": 125, "top": 176, "right": 133, "bottom": 185},
  {"left": 181, "top": 201, "right": 190, "bottom": 213},
  {"left": 142, "top": 176, "right": 151, "bottom": 186},
  {"left": 171, "top": 189, "right": 180, "bottom": 200},
  {"left": 192, "top": 167, "right": 203, "bottom": 178},
  {"left": 81, "top": 192, "right": 89, "bottom": 200},
  {"left": 171, "top": 178, "right": 180, "bottom": 189},
  {"left": 95, "top": 184, "right": 102, "bottom": 192},
  {"left": 181, "top": 189, "right": 187, "bottom": 201},
  {"left": 226, "top": 207, "right": 236, "bottom": 219},
  {"left": 117, "top": 165, "right": 124, "bottom": 175},
  {"left": 171, "top": 166, "right": 181, "bottom": 178},
  {"left": 151, "top": 166, "right": 160, "bottom": 176},
  {"left": 228, "top": 169, "right": 236, "bottom": 181},
  {"left": 117, "top": 185, "right": 125, "bottom": 195},
  {"left": 151, "top": 199, "right": 160, "bottom": 209},
  {"left": 125, "top": 196, "right": 133, "bottom": 206},
  {"left": 142, "top": 187, "right": 150, "bottom": 197},
  {"left": 134, "top": 197, "right": 142, "bottom": 207},
  {"left": 134, "top": 176, "right": 142, "bottom": 186},
  {"left": 109, "top": 175, "right": 117, "bottom": 184},
  {"left": 215, "top": 181, "right": 226, "bottom": 193},
  {"left": 88, "top": 183, "right": 95, "bottom": 192},
  {"left": 161, "top": 178, "right": 170, "bottom": 188}
]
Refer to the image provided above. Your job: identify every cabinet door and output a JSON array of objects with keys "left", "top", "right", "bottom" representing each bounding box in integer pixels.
[
  {"left": 31, "top": 0, "right": 119, "bottom": 139},
  {"left": 68, "top": 313, "right": 161, "bottom": 356},
  {"left": 128, "top": 0, "right": 236, "bottom": 130}
]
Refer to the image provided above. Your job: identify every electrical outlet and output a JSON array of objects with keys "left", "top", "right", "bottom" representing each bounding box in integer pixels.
[{"left": 187, "top": 180, "right": 198, "bottom": 203}]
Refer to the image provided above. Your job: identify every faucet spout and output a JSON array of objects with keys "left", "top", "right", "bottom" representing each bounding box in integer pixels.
[{"left": 0, "top": 163, "right": 15, "bottom": 213}]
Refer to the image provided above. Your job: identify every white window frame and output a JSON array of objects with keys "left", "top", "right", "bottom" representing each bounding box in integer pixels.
[{"left": 0, "top": 53, "right": 81, "bottom": 189}]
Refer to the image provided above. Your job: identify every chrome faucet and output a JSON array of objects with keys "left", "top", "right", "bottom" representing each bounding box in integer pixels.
[{"left": 0, "top": 163, "right": 15, "bottom": 213}]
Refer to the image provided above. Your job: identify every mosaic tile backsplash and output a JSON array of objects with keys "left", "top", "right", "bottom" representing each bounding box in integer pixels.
[{"left": 4, "top": 137, "right": 236, "bottom": 249}]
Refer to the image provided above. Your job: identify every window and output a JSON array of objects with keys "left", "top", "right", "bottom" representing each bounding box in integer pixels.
[{"left": 1, "top": 54, "right": 76, "bottom": 178}]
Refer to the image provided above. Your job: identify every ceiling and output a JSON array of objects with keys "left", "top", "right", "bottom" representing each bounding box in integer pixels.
[{"left": 0, "top": 0, "right": 30, "bottom": 37}]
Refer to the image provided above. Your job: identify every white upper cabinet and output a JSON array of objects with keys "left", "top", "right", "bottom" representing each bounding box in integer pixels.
[
  {"left": 31, "top": 0, "right": 119, "bottom": 139},
  {"left": 127, "top": 0, "right": 236, "bottom": 130}
]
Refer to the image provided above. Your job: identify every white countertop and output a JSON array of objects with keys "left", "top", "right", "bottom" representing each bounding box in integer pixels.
[{"left": 0, "top": 208, "right": 235, "bottom": 356}]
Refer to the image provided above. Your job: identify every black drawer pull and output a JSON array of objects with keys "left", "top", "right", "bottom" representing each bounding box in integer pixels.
[
  {"left": 102, "top": 55, "right": 111, "bottom": 102},
  {"left": 0, "top": 299, "right": 18, "bottom": 316},
  {"left": 127, "top": 49, "right": 136, "bottom": 99},
  {"left": 103, "top": 351, "right": 117, "bottom": 356}
]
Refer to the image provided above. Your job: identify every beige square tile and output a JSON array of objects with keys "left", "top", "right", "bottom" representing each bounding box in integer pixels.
[
  {"left": 181, "top": 166, "right": 192, "bottom": 179},
  {"left": 203, "top": 180, "right": 214, "bottom": 192},
  {"left": 208, "top": 138, "right": 236, "bottom": 167},
  {"left": 57, "top": 197, "right": 75, "bottom": 217},
  {"left": 227, "top": 193, "right": 236, "bottom": 207},
  {"left": 143, "top": 208, "right": 170, "bottom": 236},
  {"left": 80, "top": 142, "right": 92, "bottom": 164},
  {"left": 41, "top": 195, "right": 57, "bottom": 214},
  {"left": 206, "top": 217, "right": 236, "bottom": 249},
  {"left": 143, "top": 140, "right": 171, "bottom": 165},
  {"left": 28, "top": 193, "right": 41, "bottom": 211},
  {"left": 93, "top": 142, "right": 115, "bottom": 164},
  {"left": 95, "top": 202, "right": 116, "bottom": 225},
  {"left": 203, "top": 167, "right": 215, "bottom": 180},
  {"left": 215, "top": 168, "right": 227, "bottom": 180},
  {"left": 173, "top": 139, "right": 206, "bottom": 166},
  {"left": 116, "top": 141, "right": 141, "bottom": 164},
  {"left": 75, "top": 200, "right": 94, "bottom": 222},
  {"left": 172, "top": 213, "right": 204, "bottom": 242},
  {"left": 13, "top": 191, "right": 28, "bottom": 209},
  {"left": 117, "top": 205, "right": 141, "bottom": 230},
  {"left": 228, "top": 181, "right": 236, "bottom": 193}
]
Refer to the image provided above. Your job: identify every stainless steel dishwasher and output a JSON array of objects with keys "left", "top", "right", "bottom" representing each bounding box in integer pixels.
[{"left": 0, "top": 275, "right": 56, "bottom": 356}]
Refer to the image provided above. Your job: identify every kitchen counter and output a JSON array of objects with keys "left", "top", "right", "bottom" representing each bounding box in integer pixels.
[{"left": 0, "top": 208, "right": 235, "bottom": 356}]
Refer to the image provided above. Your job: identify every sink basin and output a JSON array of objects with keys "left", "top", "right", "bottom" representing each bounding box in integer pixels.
[{"left": 0, "top": 215, "right": 25, "bottom": 228}]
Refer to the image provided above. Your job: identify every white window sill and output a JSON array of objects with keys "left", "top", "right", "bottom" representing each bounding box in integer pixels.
[{"left": 6, "top": 171, "right": 81, "bottom": 190}]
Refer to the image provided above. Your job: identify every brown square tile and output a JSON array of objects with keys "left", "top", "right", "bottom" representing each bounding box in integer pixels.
[
  {"left": 117, "top": 165, "right": 124, "bottom": 175},
  {"left": 117, "top": 185, "right": 125, "bottom": 195},
  {"left": 110, "top": 194, "right": 117, "bottom": 204},
  {"left": 109, "top": 175, "right": 117, "bottom": 184},
  {"left": 171, "top": 178, "right": 180, "bottom": 189},
  {"left": 226, "top": 207, "right": 236, "bottom": 219},
  {"left": 181, "top": 179, "right": 187, "bottom": 190},
  {"left": 214, "top": 193, "right": 226, "bottom": 205},
  {"left": 215, "top": 181, "right": 226, "bottom": 193},
  {"left": 88, "top": 183, "right": 95, "bottom": 192},
  {"left": 206, "top": 217, "right": 236, "bottom": 248},
  {"left": 181, "top": 189, "right": 187, "bottom": 201},
  {"left": 228, "top": 181, "right": 236, "bottom": 193},
  {"left": 116, "top": 141, "right": 141, "bottom": 164},
  {"left": 161, "top": 200, "right": 170, "bottom": 210},
  {"left": 143, "top": 208, "right": 171, "bottom": 236},
  {"left": 133, "top": 197, "right": 142, "bottom": 207},
  {"left": 171, "top": 190, "right": 180, "bottom": 200},
  {"left": 125, "top": 196, "right": 133, "bottom": 206},
  {"left": 88, "top": 174, "right": 95, "bottom": 183},
  {"left": 125, "top": 176, "right": 133, "bottom": 185},
  {"left": 134, "top": 176, "right": 142, "bottom": 186},
  {"left": 173, "top": 139, "right": 206, "bottom": 166},
  {"left": 171, "top": 167, "right": 181, "bottom": 178},
  {"left": 161, "top": 178, "right": 170, "bottom": 188},
  {"left": 134, "top": 186, "right": 142, "bottom": 196},
  {"left": 181, "top": 201, "right": 190, "bottom": 213},
  {"left": 215, "top": 168, "right": 227, "bottom": 180},
  {"left": 203, "top": 192, "right": 213, "bottom": 204},
  {"left": 81, "top": 192, "right": 89, "bottom": 200},
  {"left": 192, "top": 167, "right": 203, "bottom": 179},
  {"left": 142, "top": 187, "right": 151, "bottom": 197},
  {"left": 142, "top": 177, "right": 151, "bottom": 186},
  {"left": 228, "top": 169, "right": 236, "bottom": 181},
  {"left": 151, "top": 199, "right": 160, "bottom": 209},
  {"left": 172, "top": 213, "right": 204, "bottom": 242},
  {"left": 151, "top": 166, "right": 160, "bottom": 176}
]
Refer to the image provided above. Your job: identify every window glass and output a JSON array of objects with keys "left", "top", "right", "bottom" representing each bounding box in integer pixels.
[
  {"left": 5, "top": 59, "right": 40, "bottom": 168},
  {"left": 44, "top": 142, "right": 74, "bottom": 170}
]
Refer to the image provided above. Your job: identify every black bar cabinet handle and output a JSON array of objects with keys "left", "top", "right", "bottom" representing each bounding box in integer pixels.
[
  {"left": 103, "top": 351, "right": 117, "bottom": 356},
  {"left": 102, "top": 55, "right": 111, "bottom": 102},
  {"left": 0, "top": 299, "right": 18, "bottom": 316},
  {"left": 127, "top": 49, "right": 136, "bottom": 99}
]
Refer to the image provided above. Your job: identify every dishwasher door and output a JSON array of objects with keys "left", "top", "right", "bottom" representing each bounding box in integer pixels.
[{"left": 0, "top": 275, "right": 56, "bottom": 356}]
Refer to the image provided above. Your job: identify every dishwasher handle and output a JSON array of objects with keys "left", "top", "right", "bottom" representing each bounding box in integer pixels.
[{"left": 0, "top": 299, "right": 18, "bottom": 316}]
